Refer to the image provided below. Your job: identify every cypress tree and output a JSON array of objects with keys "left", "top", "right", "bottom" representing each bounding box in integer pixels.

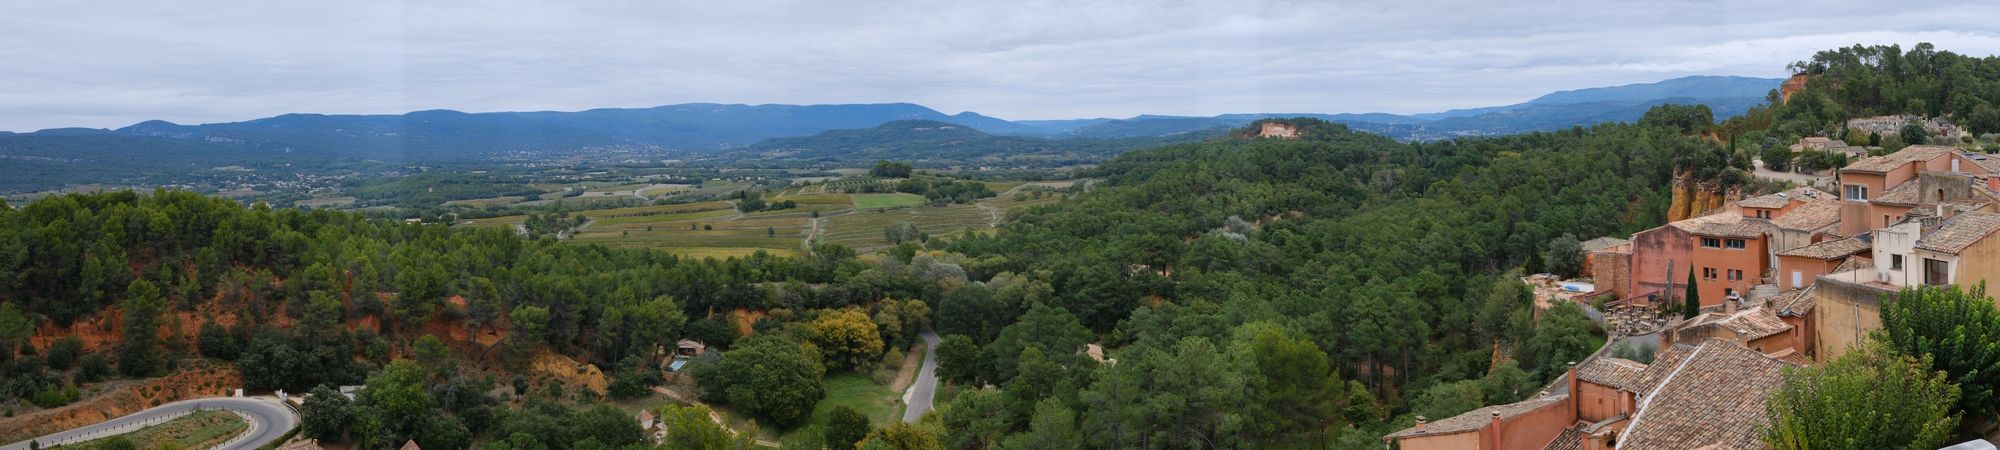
[{"left": 1683, "top": 270, "right": 1701, "bottom": 319}]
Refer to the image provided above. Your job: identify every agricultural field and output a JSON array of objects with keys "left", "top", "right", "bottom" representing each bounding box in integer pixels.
[
  {"left": 441, "top": 195, "right": 525, "bottom": 208},
  {"left": 851, "top": 193, "right": 926, "bottom": 209},
  {"left": 818, "top": 202, "right": 993, "bottom": 249},
  {"left": 294, "top": 196, "right": 358, "bottom": 208},
  {"left": 452, "top": 175, "right": 1066, "bottom": 257}
]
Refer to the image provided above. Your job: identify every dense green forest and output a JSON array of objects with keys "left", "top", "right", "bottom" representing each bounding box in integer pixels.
[
  {"left": 3, "top": 44, "right": 1996, "bottom": 450},
  {"left": 0, "top": 113, "right": 1729, "bottom": 448}
]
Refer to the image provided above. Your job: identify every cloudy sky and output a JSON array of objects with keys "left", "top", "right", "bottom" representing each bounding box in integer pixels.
[{"left": 3, "top": 0, "right": 1998, "bottom": 132}]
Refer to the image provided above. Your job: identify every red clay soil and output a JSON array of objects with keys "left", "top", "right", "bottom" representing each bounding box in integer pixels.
[{"left": 0, "top": 364, "right": 243, "bottom": 443}]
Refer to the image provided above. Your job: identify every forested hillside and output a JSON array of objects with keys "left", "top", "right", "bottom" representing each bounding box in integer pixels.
[
  {"left": 1757, "top": 43, "right": 2000, "bottom": 138},
  {"left": 0, "top": 114, "right": 1732, "bottom": 448}
]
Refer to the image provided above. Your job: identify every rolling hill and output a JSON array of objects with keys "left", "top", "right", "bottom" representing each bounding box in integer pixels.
[{"left": 735, "top": 119, "right": 1216, "bottom": 167}]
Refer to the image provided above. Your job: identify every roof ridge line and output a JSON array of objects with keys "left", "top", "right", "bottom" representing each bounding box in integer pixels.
[{"left": 1616, "top": 343, "right": 1708, "bottom": 450}]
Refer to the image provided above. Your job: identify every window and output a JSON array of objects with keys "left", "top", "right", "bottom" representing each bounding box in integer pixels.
[
  {"left": 1725, "top": 239, "right": 1746, "bottom": 249},
  {"left": 1700, "top": 238, "right": 1721, "bottom": 248},
  {"left": 1845, "top": 184, "right": 1869, "bottom": 201},
  {"left": 1791, "top": 271, "right": 1803, "bottom": 289},
  {"left": 1925, "top": 258, "right": 1951, "bottom": 286},
  {"left": 1702, "top": 267, "right": 1717, "bottom": 280},
  {"left": 1892, "top": 254, "right": 1905, "bottom": 270},
  {"left": 1728, "top": 269, "right": 1743, "bottom": 281}
]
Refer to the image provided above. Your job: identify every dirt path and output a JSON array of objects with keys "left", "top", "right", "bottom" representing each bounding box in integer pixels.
[{"left": 887, "top": 341, "right": 927, "bottom": 393}]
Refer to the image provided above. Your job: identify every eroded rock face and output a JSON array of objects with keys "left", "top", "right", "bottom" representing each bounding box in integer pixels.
[
  {"left": 0, "top": 365, "right": 243, "bottom": 443},
  {"left": 1666, "top": 172, "right": 1731, "bottom": 222},
  {"left": 1780, "top": 73, "right": 1811, "bottom": 103}
]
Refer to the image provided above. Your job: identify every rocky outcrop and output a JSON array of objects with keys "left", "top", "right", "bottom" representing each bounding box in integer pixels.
[
  {"left": 0, "top": 364, "right": 242, "bottom": 443},
  {"left": 1780, "top": 73, "right": 1811, "bottom": 103},
  {"left": 1666, "top": 172, "right": 1733, "bottom": 222}
]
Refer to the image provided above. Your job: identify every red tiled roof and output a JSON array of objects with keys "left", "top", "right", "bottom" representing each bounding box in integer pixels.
[
  {"left": 1619, "top": 341, "right": 1794, "bottom": 450},
  {"left": 1771, "top": 198, "right": 1841, "bottom": 231},
  {"left": 1775, "top": 236, "right": 1870, "bottom": 260},
  {"left": 1384, "top": 394, "right": 1569, "bottom": 439},
  {"left": 1575, "top": 357, "right": 1648, "bottom": 391},
  {"left": 1915, "top": 211, "right": 2000, "bottom": 254}
]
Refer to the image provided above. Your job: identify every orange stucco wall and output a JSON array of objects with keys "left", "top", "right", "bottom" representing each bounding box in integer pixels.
[
  {"left": 1398, "top": 430, "right": 1483, "bottom": 450},
  {"left": 1492, "top": 399, "right": 1575, "bottom": 450},
  {"left": 1630, "top": 225, "right": 1694, "bottom": 301},
  {"left": 1781, "top": 313, "right": 1816, "bottom": 358},
  {"left": 1691, "top": 235, "right": 1767, "bottom": 306},
  {"left": 1840, "top": 172, "right": 1888, "bottom": 236},
  {"left": 1776, "top": 254, "right": 1842, "bottom": 291},
  {"left": 1575, "top": 381, "right": 1631, "bottom": 423}
]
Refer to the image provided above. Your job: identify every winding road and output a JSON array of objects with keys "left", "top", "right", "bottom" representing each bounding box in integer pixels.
[
  {"left": 901, "top": 331, "right": 942, "bottom": 422},
  {"left": 0, "top": 397, "right": 299, "bottom": 450}
]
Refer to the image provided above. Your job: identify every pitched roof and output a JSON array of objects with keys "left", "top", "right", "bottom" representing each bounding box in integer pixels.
[
  {"left": 1542, "top": 426, "right": 1585, "bottom": 450},
  {"left": 1665, "top": 204, "right": 1746, "bottom": 232},
  {"left": 1575, "top": 357, "right": 1648, "bottom": 390},
  {"left": 1771, "top": 286, "right": 1817, "bottom": 317},
  {"left": 1770, "top": 197, "right": 1841, "bottom": 231},
  {"left": 1689, "top": 219, "right": 1773, "bottom": 239},
  {"left": 1581, "top": 236, "right": 1631, "bottom": 253},
  {"left": 1619, "top": 341, "right": 1794, "bottom": 450},
  {"left": 1738, "top": 194, "right": 1792, "bottom": 209},
  {"left": 1915, "top": 211, "right": 2000, "bottom": 254},
  {"left": 1384, "top": 394, "right": 1570, "bottom": 439},
  {"left": 1960, "top": 151, "right": 2000, "bottom": 173},
  {"left": 1683, "top": 306, "right": 1793, "bottom": 341},
  {"left": 1833, "top": 255, "right": 1874, "bottom": 273},
  {"left": 1874, "top": 180, "right": 1923, "bottom": 205},
  {"left": 1843, "top": 145, "right": 1956, "bottom": 173},
  {"left": 1775, "top": 236, "right": 1870, "bottom": 260},
  {"left": 400, "top": 441, "right": 423, "bottom": 450}
]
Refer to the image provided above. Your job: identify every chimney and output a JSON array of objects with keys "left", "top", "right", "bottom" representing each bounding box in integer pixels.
[
  {"left": 1566, "top": 361, "right": 1581, "bottom": 418},
  {"left": 1414, "top": 415, "right": 1426, "bottom": 432},
  {"left": 1489, "top": 410, "right": 1504, "bottom": 450}
]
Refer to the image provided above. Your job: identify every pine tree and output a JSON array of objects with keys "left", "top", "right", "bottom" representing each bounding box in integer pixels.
[{"left": 1683, "top": 270, "right": 1700, "bottom": 319}]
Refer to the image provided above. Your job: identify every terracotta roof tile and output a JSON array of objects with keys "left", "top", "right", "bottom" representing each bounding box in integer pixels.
[
  {"left": 1843, "top": 145, "right": 1956, "bottom": 173},
  {"left": 1689, "top": 219, "right": 1774, "bottom": 239},
  {"left": 1961, "top": 151, "right": 2000, "bottom": 173},
  {"left": 1833, "top": 256, "right": 1874, "bottom": 273},
  {"left": 1581, "top": 237, "right": 1631, "bottom": 253},
  {"left": 1874, "top": 181, "right": 1923, "bottom": 205},
  {"left": 1775, "top": 236, "right": 1870, "bottom": 260},
  {"left": 1575, "top": 357, "right": 1648, "bottom": 390},
  {"left": 1682, "top": 306, "right": 1793, "bottom": 341},
  {"left": 1770, "top": 198, "right": 1841, "bottom": 231},
  {"left": 1384, "top": 394, "right": 1569, "bottom": 439},
  {"left": 1620, "top": 341, "right": 1794, "bottom": 450},
  {"left": 1915, "top": 211, "right": 2000, "bottom": 254},
  {"left": 1542, "top": 426, "right": 1584, "bottom": 450},
  {"left": 1771, "top": 286, "right": 1817, "bottom": 317}
]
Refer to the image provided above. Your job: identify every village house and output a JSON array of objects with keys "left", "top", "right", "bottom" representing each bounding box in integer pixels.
[
  {"left": 1848, "top": 115, "right": 1964, "bottom": 141},
  {"left": 1835, "top": 145, "right": 1992, "bottom": 236},
  {"left": 1789, "top": 136, "right": 1863, "bottom": 158},
  {"left": 1622, "top": 207, "right": 1742, "bottom": 306},
  {"left": 1383, "top": 340, "right": 1795, "bottom": 450},
  {"left": 1773, "top": 236, "right": 1870, "bottom": 290},
  {"left": 1814, "top": 211, "right": 2000, "bottom": 361},
  {"left": 1686, "top": 218, "right": 1771, "bottom": 306},
  {"left": 1667, "top": 303, "right": 1800, "bottom": 357},
  {"left": 1615, "top": 188, "right": 1838, "bottom": 308}
]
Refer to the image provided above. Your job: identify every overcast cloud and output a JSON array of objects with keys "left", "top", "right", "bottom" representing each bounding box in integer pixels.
[{"left": 3, "top": 0, "right": 1998, "bottom": 131}]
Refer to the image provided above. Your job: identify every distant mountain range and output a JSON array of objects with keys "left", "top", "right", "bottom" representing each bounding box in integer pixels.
[
  {"left": 738, "top": 119, "right": 1218, "bottom": 167},
  {"left": 0, "top": 75, "right": 1783, "bottom": 192},
  {"left": 1040, "top": 75, "right": 1783, "bottom": 140}
]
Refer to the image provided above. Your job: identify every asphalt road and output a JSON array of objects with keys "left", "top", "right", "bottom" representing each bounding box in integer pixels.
[
  {"left": 0, "top": 397, "right": 299, "bottom": 450},
  {"left": 901, "top": 331, "right": 942, "bottom": 422}
]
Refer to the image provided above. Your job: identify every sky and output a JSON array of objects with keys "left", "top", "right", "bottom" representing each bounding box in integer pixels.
[{"left": 4, "top": 0, "right": 2000, "bottom": 132}]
